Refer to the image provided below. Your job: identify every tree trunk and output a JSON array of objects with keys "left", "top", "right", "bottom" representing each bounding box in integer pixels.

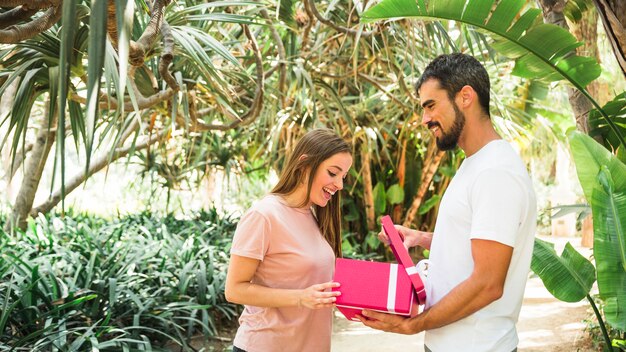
[
  {"left": 537, "top": 0, "right": 594, "bottom": 133},
  {"left": 9, "top": 106, "right": 56, "bottom": 231},
  {"left": 570, "top": 7, "right": 607, "bottom": 103},
  {"left": 593, "top": 0, "right": 626, "bottom": 77},
  {"left": 392, "top": 138, "right": 407, "bottom": 224},
  {"left": 360, "top": 141, "right": 375, "bottom": 231},
  {"left": 403, "top": 139, "right": 445, "bottom": 227}
]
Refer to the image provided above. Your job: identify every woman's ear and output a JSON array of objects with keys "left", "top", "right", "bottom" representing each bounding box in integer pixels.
[{"left": 298, "top": 154, "right": 308, "bottom": 162}]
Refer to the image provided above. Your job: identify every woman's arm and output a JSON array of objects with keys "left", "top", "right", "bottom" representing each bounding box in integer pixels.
[{"left": 225, "top": 254, "right": 340, "bottom": 309}]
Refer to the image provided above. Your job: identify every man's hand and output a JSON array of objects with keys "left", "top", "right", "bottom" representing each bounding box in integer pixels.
[
  {"left": 377, "top": 225, "right": 431, "bottom": 250},
  {"left": 356, "top": 310, "right": 424, "bottom": 335}
]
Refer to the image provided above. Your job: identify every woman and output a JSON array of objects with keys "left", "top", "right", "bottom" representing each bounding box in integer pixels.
[{"left": 225, "top": 128, "right": 352, "bottom": 352}]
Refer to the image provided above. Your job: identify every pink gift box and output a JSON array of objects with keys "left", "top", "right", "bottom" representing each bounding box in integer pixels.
[{"left": 333, "top": 215, "right": 426, "bottom": 321}]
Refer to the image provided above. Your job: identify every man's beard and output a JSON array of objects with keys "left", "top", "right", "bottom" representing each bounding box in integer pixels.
[{"left": 435, "top": 102, "right": 465, "bottom": 151}]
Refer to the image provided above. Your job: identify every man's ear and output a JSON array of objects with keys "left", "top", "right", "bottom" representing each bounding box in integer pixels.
[{"left": 458, "top": 85, "right": 475, "bottom": 108}]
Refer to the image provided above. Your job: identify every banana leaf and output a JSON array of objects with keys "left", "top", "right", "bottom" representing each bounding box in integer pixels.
[
  {"left": 362, "top": 0, "right": 600, "bottom": 88},
  {"left": 591, "top": 168, "right": 626, "bottom": 330},
  {"left": 569, "top": 131, "right": 626, "bottom": 207},
  {"left": 569, "top": 131, "right": 626, "bottom": 331},
  {"left": 531, "top": 238, "right": 595, "bottom": 303}
]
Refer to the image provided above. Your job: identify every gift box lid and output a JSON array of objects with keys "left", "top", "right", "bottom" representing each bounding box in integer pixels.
[{"left": 382, "top": 215, "right": 426, "bottom": 305}]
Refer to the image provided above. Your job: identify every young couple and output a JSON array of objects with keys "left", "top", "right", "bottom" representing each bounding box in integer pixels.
[{"left": 225, "top": 53, "right": 536, "bottom": 352}]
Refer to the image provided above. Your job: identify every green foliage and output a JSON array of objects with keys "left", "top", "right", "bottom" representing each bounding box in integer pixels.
[
  {"left": 585, "top": 295, "right": 626, "bottom": 352},
  {"left": 386, "top": 184, "right": 405, "bottom": 205},
  {"left": 531, "top": 238, "right": 596, "bottom": 302},
  {"left": 592, "top": 169, "right": 626, "bottom": 331},
  {"left": 564, "top": 0, "right": 591, "bottom": 22},
  {"left": 362, "top": 0, "right": 601, "bottom": 87},
  {"left": 341, "top": 231, "right": 384, "bottom": 261},
  {"left": 569, "top": 131, "right": 626, "bottom": 344},
  {"left": 361, "top": 0, "right": 626, "bottom": 149},
  {"left": 589, "top": 92, "right": 626, "bottom": 152},
  {"left": 373, "top": 182, "right": 387, "bottom": 214},
  {"left": 418, "top": 195, "right": 441, "bottom": 215},
  {"left": 0, "top": 209, "right": 239, "bottom": 350},
  {"left": 549, "top": 204, "right": 592, "bottom": 223}
]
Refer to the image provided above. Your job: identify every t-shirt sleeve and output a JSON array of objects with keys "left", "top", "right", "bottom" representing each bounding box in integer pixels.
[
  {"left": 469, "top": 169, "right": 528, "bottom": 247},
  {"left": 230, "top": 209, "right": 271, "bottom": 261}
]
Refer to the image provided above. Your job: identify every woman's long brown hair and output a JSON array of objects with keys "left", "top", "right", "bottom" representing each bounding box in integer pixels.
[{"left": 271, "top": 129, "right": 351, "bottom": 257}]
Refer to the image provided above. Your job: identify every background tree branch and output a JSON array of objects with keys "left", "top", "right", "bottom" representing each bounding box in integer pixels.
[
  {"left": 0, "top": 6, "right": 38, "bottom": 29},
  {"left": 0, "top": 3, "right": 62, "bottom": 44},
  {"left": 31, "top": 129, "right": 167, "bottom": 216},
  {"left": 305, "top": 0, "right": 375, "bottom": 38}
]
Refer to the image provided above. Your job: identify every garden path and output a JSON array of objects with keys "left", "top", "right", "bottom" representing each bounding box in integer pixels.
[{"left": 331, "top": 235, "right": 594, "bottom": 352}]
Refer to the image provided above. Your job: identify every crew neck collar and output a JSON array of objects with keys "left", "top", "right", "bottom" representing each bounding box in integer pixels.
[{"left": 271, "top": 194, "right": 312, "bottom": 214}]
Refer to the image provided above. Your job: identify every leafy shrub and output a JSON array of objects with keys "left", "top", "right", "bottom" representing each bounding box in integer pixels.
[{"left": 0, "top": 209, "right": 239, "bottom": 351}]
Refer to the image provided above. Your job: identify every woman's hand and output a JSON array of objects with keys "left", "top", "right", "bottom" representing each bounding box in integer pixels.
[
  {"left": 297, "top": 281, "right": 341, "bottom": 309},
  {"left": 226, "top": 255, "right": 342, "bottom": 309}
]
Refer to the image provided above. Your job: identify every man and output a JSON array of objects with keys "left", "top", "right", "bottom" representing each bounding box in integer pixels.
[{"left": 357, "top": 53, "right": 536, "bottom": 352}]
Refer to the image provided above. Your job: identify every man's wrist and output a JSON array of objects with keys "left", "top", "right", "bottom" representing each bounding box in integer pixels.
[
  {"left": 416, "top": 231, "right": 432, "bottom": 249},
  {"left": 408, "top": 310, "right": 428, "bottom": 334},
  {"left": 413, "top": 230, "right": 425, "bottom": 248}
]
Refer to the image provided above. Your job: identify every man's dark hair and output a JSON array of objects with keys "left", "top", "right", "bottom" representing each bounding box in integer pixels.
[{"left": 415, "top": 53, "right": 491, "bottom": 117}]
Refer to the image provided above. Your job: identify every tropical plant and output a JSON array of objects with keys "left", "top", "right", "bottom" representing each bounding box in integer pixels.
[
  {"left": 569, "top": 131, "right": 626, "bottom": 327},
  {"left": 0, "top": 0, "right": 264, "bottom": 230},
  {"left": 533, "top": 129, "right": 626, "bottom": 351}
]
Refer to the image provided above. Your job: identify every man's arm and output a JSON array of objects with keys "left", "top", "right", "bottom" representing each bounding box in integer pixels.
[{"left": 358, "top": 238, "right": 512, "bottom": 334}]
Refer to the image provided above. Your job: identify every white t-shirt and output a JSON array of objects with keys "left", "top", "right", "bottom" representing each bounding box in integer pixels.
[{"left": 424, "top": 140, "right": 537, "bottom": 352}]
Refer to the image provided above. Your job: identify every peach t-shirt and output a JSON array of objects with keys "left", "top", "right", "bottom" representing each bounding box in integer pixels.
[{"left": 230, "top": 194, "right": 336, "bottom": 352}]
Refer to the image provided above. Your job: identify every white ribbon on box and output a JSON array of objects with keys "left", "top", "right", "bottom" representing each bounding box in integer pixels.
[
  {"left": 416, "top": 259, "right": 429, "bottom": 278},
  {"left": 387, "top": 264, "right": 398, "bottom": 313},
  {"left": 405, "top": 259, "right": 429, "bottom": 277}
]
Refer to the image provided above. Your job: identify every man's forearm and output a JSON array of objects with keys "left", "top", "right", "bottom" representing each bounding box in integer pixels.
[{"left": 409, "top": 273, "right": 502, "bottom": 332}]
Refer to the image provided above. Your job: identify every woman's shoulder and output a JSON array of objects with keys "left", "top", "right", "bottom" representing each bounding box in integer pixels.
[{"left": 246, "top": 194, "right": 284, "bottom": 216}]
